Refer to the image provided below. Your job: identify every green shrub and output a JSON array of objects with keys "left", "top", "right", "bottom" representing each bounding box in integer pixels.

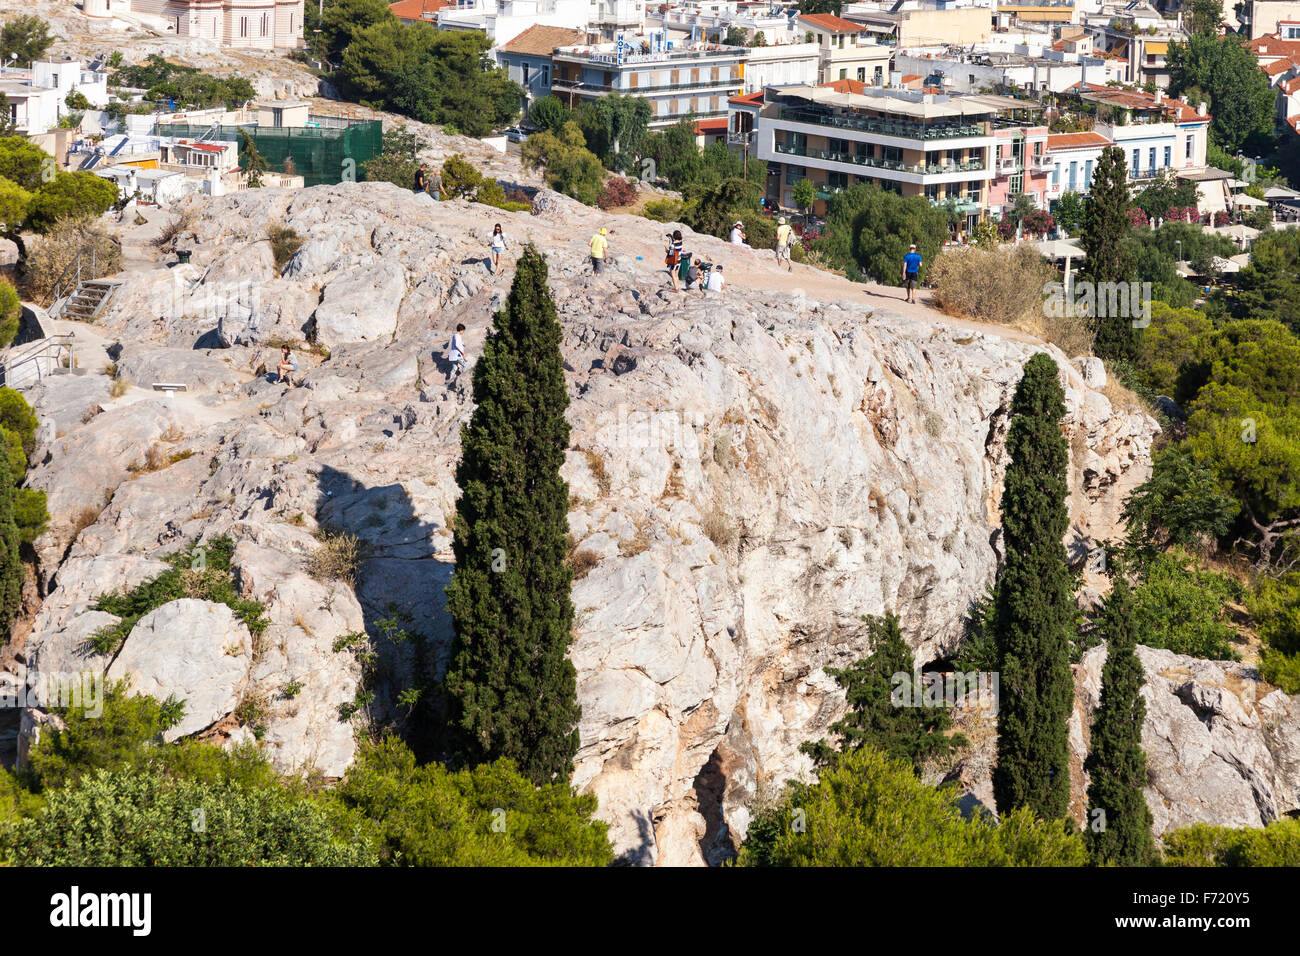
[
  {"left": 0, "top": 764, "right": 377, "bottom": 866},
  {"left": 441, "top": 153, "right": 482, "bottom": 199},
  {"left": 24, "top": 681, "right": 184, "bottom": 793},
  {"left": 1130, "top": 549, "right": 1243, "bottom": 659},
  {"left": 1162, "top": 819, "right": 1300, "bottom": 866},
  {"left": 331, "top": 736, "right": 614, "bottom": 866},
  {"left": 737, "top": 747, "right": 1086, "bottom": 866},
  {"left": 0, "top": 278, "right": 19, "bottom": 349},
  {"left": 642, "top": 197, "right": 685, "bottom": 222},
  {"left": 89, "top": 535, "right": 268, "bottom": 655}
]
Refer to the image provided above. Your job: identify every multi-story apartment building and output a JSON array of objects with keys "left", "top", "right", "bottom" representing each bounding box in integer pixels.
[
  {"left": 551, "top": 37, "right": 746, "bottom": 128},
  {"left": 1240, "top": 0, "right": 1300, "bottom": 38},
  {"left": 82, "top": 0, "right": 304, "bottom": 50},
  {"left": 987, "top": 120, "right": 1052, "bottom": 213},
  {"left": 747, "top": 82, "right": 1044, "bottom": 229},
  {"left": 1082, "top": 1, "right": 1185, "bottom": 87},
  {"left": 793, "top": 13, "right": 892, "bottom": 85},
  {"left": 741, "top": 43, "right": 823, "bottom": 92},
  {"left": 1043, "top": 129, "right": 1109, "bottom": 203},
  {"left": 1077, "top": 84, "right": 1209, "bottom": 180},
  {"left": 894, "top": 49, "right": 1121, "bottom": 95},
  {"left": 841, "top": 1, "right": 994, "bottom": 48}
]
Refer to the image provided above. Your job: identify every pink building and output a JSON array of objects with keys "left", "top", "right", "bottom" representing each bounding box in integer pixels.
[{"left": 986, "top": 123, "right": 1051, "bottom": 217}]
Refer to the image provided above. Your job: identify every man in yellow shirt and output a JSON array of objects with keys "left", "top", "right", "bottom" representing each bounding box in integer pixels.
[
  {"left": 775, "top": 217, "right": 793, "bottom": 272},
  {"left": 590, "top": 227, "right": 609, "bottom": 274}
]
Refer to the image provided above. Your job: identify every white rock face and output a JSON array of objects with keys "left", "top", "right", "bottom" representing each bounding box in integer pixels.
[
  {"left": 1073, "top": 645, "right": 1300, "bottom": 835},
  {"left": 7, "top": 183, "right": 1174, "bottom": 865},
  {"left": 106, "top": 599, "right": 252, "bottom": 740}
]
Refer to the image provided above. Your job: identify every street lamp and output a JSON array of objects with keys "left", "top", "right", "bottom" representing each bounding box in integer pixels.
[{"left": 1176, "top": 238, "right": 1182, "bottom": 263}]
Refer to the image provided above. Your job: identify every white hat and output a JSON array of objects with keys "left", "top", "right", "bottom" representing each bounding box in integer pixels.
[{"left": 779, "top": 217, "right": 787, "bottom": 224}]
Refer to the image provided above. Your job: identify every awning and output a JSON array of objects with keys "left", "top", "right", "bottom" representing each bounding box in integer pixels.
[
  {"left": 1145, "top": 41, "right": 1168, "bottom": 55},
  {"left": 1232, "top": 193, "right": 1269, "bottom": 207}
]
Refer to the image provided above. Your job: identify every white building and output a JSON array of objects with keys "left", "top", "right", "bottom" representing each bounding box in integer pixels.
[
  {"left": 741, "top": 43, "right": 822, "bottom": 92},
  {"left": 894, "top": 49, "right": 1121, "bottom": 95},
  {"left": 81, "top": 0, "right": 304, "bottom": 51},
  {"left": 436, "top": 0, "right": 592, "bottom": 46},
  {"left": 0, "top": 75, "right": 62, "bottom": 136},
  {"left": 31, "top": 61, "right": 111, "bottom": 110}
]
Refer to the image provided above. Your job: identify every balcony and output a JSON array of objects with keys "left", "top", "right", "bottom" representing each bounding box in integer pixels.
[
  {"left": 997, "top": 155, "right": 1019, "bottom": 173},
  {"left": 1029, "top": 154, "right": 1054, "bottom": 172},
  {"left": 551, "top": 76, "right": 742, "bottom": 95},
  {"left": 778, "top": 108, "right": 988, "bottom": 141},
  {"left": 775, "top": 142, "right": 986, "bottom": 176}
]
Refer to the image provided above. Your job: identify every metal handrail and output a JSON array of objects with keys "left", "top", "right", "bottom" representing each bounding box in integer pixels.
[
  {"left": 48, "top": 239, "right": 121, "bottom": 317},
  {"left": 0, "top": 333, "right": 75, "bottom": 387}
]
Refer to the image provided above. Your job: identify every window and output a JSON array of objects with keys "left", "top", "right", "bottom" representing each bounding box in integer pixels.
[
  {"left": 857, "top": 67, "right": 866, "bottom": 81},
  {"left": 1163, "top": 145, "right": 1171, "bottom": 168},
  {"left": 542, "top": 65, "right": 549, "bottom": 88},
  {"left": 1052, "top": 163, "right": 1059, "bottom": 186},
  {"left": 1084, "top": 158, "right": 1093, "bottom": 186},
  {"left": 1010, "top": 172, "right": 1023, "bottom": 195},
  {"left": 1185, "top": 135, "right": 1192, "bottom": 160},
  {"left": 882, "top": 145, "right": 901, "bottom": 163},
  {"left": 1148, "top": 147, "right": 1155, "bottom": 172},
  {"left": 1132, "top": 149, "right": 1140, "bottom": 175},
  {"left": 785, "top": 165, "right": 800, "bottom": 185},
  {"left": 839, "top": 69, "right": 847, "bottom": 80},
  {"left": 1068, "top": 161, "right": 1077, "bottom": 190},
  {"left": 240, "top": 16, "right": 248, "bottom": 38},
  {"left": 925, "top": 183, "right": 941, "bottom": 201},
  {"left": 262, "top": 12, "right": 268, "bottom": 36},
  {"left": 523, "top": 63, "right": 530, "bottom": 84}
]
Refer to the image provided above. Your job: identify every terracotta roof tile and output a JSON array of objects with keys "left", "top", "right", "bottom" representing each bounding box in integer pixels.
[{"left": 499, "top": 24, "right": 586, "bottom": 56}]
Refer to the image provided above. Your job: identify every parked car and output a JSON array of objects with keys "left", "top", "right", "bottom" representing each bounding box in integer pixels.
[{"left": 505, "top": 127, "right": 529, "bottom": 143}]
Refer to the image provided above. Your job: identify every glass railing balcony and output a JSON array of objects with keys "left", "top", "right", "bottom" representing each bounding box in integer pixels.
[
  {"left": 775, "top": 142, "right": 986, "bottom": 176},
  {"left": 778, "top": 108, "right": 988, "bottom": 140}
]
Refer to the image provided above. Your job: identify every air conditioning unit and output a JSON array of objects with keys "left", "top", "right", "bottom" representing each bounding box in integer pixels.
[{"left": 998, "top": 156, "right": 1018, "bottom": 172}]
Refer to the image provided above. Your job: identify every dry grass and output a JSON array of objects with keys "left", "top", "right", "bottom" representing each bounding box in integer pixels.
[
  {"left": 22, "top": 216, "right": 123, "bottom": 307},
  {"left": 307, "top": 528, "right": 367, "bottom": 584},
  {"left": 701, "top": 507, "right": 737, "bottom": 550},
  {"left": 267, "top": 223, "right": 305, "bottom": 271},
  {"left": 567, "top": 548, "right": 601, "bottom": 580},
  {"left": 68, "top": 505, "right": 100, "bottom": 537},
  {"left": 619, "top": 520, "right": 651, "bottom": 557},
  {"left": 159, "top": 423, "right": 185, "bottom": 443},
  {"left": 712, "top": 433, "right": 734, "bottom": 469},
  {"left": 127, "top": 443, "right": 167, "bottom": 475},
  {"left": 108, "top": 376, "right": 130, "bottom": 398},
  {"left": 929, "top": 245, "right": 1097, "bottom": 354},
  {"left": 153, "top": 207, "right": 196, "bottom": 248},
  {"left": 1101, "top": 376, "right": 1152, "bottom": 415},
  {"left": 583, "top": 449, "right": 611, "bottom": 496}
]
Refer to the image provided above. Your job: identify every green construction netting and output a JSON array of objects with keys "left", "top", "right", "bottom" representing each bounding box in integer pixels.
[{"left": 157, "top": 120, "right": 383, "bottom": 187}]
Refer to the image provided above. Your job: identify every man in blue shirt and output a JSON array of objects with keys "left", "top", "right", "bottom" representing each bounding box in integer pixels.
[{"left": 902, "top": 244, "right": 923, "bottom": 303}]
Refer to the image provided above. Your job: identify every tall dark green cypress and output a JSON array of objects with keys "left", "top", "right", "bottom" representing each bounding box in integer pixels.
[
  {"left": 1084, "top": 565, "right": 1155, "bottom": 865},
  {"left": 0, "top": 451, "right": 20, "bottom": 639},
  {"left": 992, "top": 353, "right": 1075, "bottom": 820},
  {"left": 443, "top": 244, "right": 581, "bottom": 785},
  {"left": 800, "top": 612, "right": 965, "bottom": 773},
  {"left": 1079, "top": 145, "right": 1138, "bottom": 362}
]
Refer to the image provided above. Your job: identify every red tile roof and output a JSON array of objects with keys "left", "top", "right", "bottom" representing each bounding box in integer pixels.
[
  {"left": 388, "top": 0, "right": 447, "bottom": 20},
  {"left": 900, "top": 73, "right": 922, "bottom": 82},
  {"left": 797, "top": 13, "right": 863, "bottom": 33},
  {"left": 1263, "top": 56, "right": 1300, "bottom": 76},
  {"left": 499, "top": 24, "right": 585, "bottom": 56},
  {"left": 820, "top": 78, "right": 869, "bottom": 93},
  {"left": 728, "top": 90, "right": 764, "bottom": 106},
  {"left": 1245, "top": 33, "right": 1300, "bottom": 58},
  {"left": 694, "top": 117, "right": 728, "bottom": 133},
  {"left": 1071, "top": 82, "right": 1208, "bottom": 123},
  {"left": 1046, "top": 131, "right": 1110, "bottom": 150},
  {"left": 1283, "top": 75, "right": 1300, "bottom": 94}
]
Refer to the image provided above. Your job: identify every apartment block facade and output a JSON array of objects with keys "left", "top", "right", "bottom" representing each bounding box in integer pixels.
[{"left": 551, "top": 38, "right": 745, "bottom": 128}]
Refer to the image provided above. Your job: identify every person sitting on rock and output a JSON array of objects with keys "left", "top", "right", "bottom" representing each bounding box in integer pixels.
[{"left": 276, "top": 345, "right": 299, "bottom": 384}]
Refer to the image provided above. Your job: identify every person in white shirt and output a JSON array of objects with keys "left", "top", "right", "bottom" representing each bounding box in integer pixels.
[
  {"left": 701, "top": 264, "right": 725, "bottom": 297},
  {"left": 729, "top": 221, "right": 746, "bottom": 245},
  {"left": 489, "top": 223, "right": 507, "bottom": 273},
  {"left": 446, "top": 323, "right": 467, "bottom": 383}
]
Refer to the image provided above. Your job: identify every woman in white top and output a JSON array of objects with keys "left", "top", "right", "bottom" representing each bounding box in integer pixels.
[
  {"left": 490, "top": 223, "right": 507, "bottom": 273},
  {"left": 729, "top": 221, "right": 746, "bottom": 245}
]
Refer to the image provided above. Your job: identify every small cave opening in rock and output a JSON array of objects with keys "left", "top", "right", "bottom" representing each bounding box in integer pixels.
[{"left": 0, "top": 708, "right": 19, "bottom": 771}]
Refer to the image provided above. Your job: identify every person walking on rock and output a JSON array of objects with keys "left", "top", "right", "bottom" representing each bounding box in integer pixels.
[
  {"left": 446, "top": 323, "right": 467, "bottom": 384},
  {"left": 490, "top": 223, "right": 507, "bottom": 273},
  {"left": 414, "top": 163, "right": 428, "bottom": 194},
  {"left": 902, "top": 243, "right": 923, "bottom": 304},
  {"left": 775, "top": 217, "right": 793, "bottom": 272},
  {"left": 590, "top": 227, "right": 609, "bottom": 274}
]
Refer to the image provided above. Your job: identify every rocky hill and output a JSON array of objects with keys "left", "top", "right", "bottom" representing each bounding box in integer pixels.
[{"left": 5, "top": 182, "right": 1295, "bottom": 865}]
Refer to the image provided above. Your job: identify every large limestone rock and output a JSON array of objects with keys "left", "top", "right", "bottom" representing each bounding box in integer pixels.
[
  {"left": 1073, "top": 645, "right": 1300, "bottom": 835},
  {"left": 4, "top": 183, "right": 1178, "bottom": 865},
  {"left": 106, "top": 599, "right": 253, "bottom": 740}
]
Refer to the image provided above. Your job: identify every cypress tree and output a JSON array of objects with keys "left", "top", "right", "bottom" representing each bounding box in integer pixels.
[
  {"left": 992, "top": 353, "right": 1075, "bottom": 820},
  {"left": 0, "top": 451, "right": 20, "bottom": 639},
  {"left": 800, "top": 612, "right": 965, "bottom": 773},
  {"left": 443, "top": 244, "right": 581, "bottom": 785},
  {"left": 1084, "top": 565, "right": 1156, "bottom": 865},
  {"left": 1079, "top": 146, "right": 1139, "bottom": 362}
]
